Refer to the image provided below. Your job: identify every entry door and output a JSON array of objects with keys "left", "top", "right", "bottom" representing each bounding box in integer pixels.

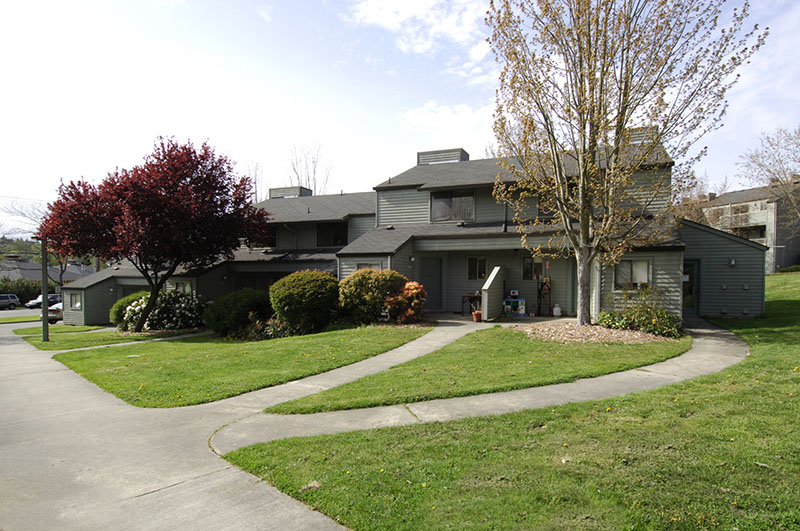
[
  {"left": 682, "top": 261, "right": 699, "bottom": 315},
  {"left": 419, "top": 257, "right": 442, "bottom": 310}
]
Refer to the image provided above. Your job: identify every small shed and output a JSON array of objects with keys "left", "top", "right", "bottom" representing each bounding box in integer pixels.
[{"left": 679, "top": 219, "right": 766, "bottom": 318}]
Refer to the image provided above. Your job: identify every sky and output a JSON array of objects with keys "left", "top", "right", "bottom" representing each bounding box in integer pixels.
[{"left": 1, "top": 0, "right": 798, "bottom": 235}]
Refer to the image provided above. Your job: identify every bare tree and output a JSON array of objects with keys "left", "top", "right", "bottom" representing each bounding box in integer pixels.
[
  {"left": 247, "top": 162, "right": 265, "bottom": 203},
  {"left": 2, "top": 201, "right": 75, "bottom": 289},
  {"left": 675, "top": 172, "right": 730, "bottom": 224},
  {"left": 488, "top": 0, "right": 766, "bottom": 325},
  {"left": 289, "top": 143, "right": 331, "bottom": 195},
  {"left": 738, "top": 125, "right": 800, "bottom": 235}
]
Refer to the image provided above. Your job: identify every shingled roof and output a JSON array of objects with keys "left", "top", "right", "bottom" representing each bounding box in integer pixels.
[
  {"left": 338, "top": 219, "right": 683, "bottom": 256},
  {"left": 255, "top": 191, "right": 375, "bottom": 223},
  {"left": 705, "top": 185, "right": 777, "bottom": 207}
]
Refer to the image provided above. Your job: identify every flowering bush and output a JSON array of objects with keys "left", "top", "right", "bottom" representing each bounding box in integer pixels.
[
  {"left": 339, "top": 268, "right": 408, "bottom": 324},
  {"left": 110, "top": 290, "right": 149, "bottom": 327},
  {"left": 121, "top": 290, "right": 206, "bottom": 332},
  {"left": 599, "top": 286, "right": 682, "bottom": 338},
  {"left": 385, "top": 281, "right": 427, "bottom": 323},
  {"left": 238, "top": 314, "right": 296, "bottom": 341}
]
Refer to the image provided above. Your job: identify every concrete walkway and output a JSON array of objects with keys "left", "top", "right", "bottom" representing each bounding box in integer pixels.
[{"left": 0, "top": 316, "right": 748, "bottom": 530}]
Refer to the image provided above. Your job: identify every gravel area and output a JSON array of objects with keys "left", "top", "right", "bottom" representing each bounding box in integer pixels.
[{"left": 517, "top": 321, "right": 676, "bottom": 344}]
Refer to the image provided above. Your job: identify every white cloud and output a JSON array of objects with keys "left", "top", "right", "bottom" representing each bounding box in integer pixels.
[
  {"left": 257, "top": 3, "right": 273, "bottom": 23},
  {"left": 345, "top": 0, "right": 488, "bottom": 55}
]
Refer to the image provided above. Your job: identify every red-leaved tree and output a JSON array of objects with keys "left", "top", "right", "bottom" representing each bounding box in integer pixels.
[{"left": 38, "top": 138, "right": 272, "bottom": 332}]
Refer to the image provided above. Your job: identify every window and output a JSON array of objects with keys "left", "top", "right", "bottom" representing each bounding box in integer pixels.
[
  {"left": 468, "top": 256, "right": 487, "bottom": 280},
  {"left": 69, "top": 292, "right": 82, "bottom": 310},
  {"left": 731, "top": 204, "right": 749, "bottom": 215},
  {"left": 614, "top": 259, "right": 650, "bottom": 290},
  {"left": 522, "top": 256, "right": 544, "bottom": 280},
  {"left": 431, "top": 190, "right": 474, "bottom": 221},
  {"left": 175, "top": 281, "right": 192, "bottom": 294},
  {"left": 317, "top": 222, "right": 348, "bottom": 247},
  {"left": 357, "top": 263, "right": 380, "bottom": 270}
]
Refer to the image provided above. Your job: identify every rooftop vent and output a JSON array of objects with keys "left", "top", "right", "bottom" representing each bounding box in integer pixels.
[
  {"left": 417, "top": 148, "right": 469, "bottom": 166},
  {"left": 269, "top": 186, "right": 313, "bottom": 199}
]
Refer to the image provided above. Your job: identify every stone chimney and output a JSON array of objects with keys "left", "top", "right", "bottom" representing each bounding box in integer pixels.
[{"left": 416, "top": 148, "right": 469, "bottom": 166}]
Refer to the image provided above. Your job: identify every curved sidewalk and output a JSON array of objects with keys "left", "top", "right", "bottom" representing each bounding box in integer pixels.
[{"left": 211, "top": 318, "right": 749, "bottom": 454}]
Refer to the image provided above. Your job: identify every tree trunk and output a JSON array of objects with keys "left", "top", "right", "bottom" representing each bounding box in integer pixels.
[
  {"left": 133, "top": 288, "right": 160, "bottom": 333},
  {"left": 575, "top": 247, "right": 593, "bottom": 326}
]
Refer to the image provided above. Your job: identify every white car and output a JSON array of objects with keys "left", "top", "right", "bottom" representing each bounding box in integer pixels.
[{"left": 44, "top": 302, "right": 63, "bottom": 324}]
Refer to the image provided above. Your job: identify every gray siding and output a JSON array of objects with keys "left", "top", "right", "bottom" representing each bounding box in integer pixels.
[
  {"left": 600, "top": 250, "right": 683, "bottom": 317},
  {"left": 390, "top": 241, "right": 415, "bottom": 280},
  {"left": 627, "top": 167, "right": 672, "bottom": 215},
  {"left": 436, "top": 250, "right": 574, "bottom": 315},
  {"left": 62, "top": 288, "right": 85, "bottom": 326},
  {"left": 680, "top": 223, "right": 765, "bottom": 317},
  {"left": 338, "top": 256, "right": 389, "bottom": 280},
  {"left": 377, "top": 189, "right": 429, "bottom": 225},
  {"left": 474, "top": 186, "right": 506, "bottom": 223},
  {"left": 349, "top": 215, "right": 376, "bottom": 243},
  {"left": 277, "top": 223, "right": 316, "bottom": 249}
]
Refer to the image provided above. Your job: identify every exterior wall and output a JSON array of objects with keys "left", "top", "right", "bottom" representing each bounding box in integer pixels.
[
  {"left": 349, "top": 215, "right": 376, "bottom": 242},
  {"left": 474, "top": 186, "right": 506, "bottom": 223},
  {"left": 627, "top": 167, "right": 672, "bottom": 215},
  {"left": 338, "top": 256, "right": 389, "bottom": 280},
  {"left": 62, "top": 288, "right": 85, "bottom": 326},
  {"left": 276, "top": 223, "right": 317, "bottom": 249},
  {"left": 680, "top": 223, "right": 765, "bottom": 318},
  {"left": 599, "top": 250, "right": 683, "bottom": 317},
  {"left": 390, "top": 241, "right": 415, "bottom": 280},
  {"left": 424, "top": 249, "right": 574, "bottom": 315},
  {"left": 377, "top": 188, "right": 429, "bottom": 225},
  {"left": 775, "top": 201, "right": 800, "bottom": 270},
  {"left": 74, "top": 278, "right": 127, "bottom": 325}
]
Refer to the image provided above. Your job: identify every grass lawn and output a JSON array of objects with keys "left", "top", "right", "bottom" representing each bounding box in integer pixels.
[
  {"left": 0, "top": 315, "right": 41, "bottom": 324},
  {"left": 226, "top": 273, "right": 800, "bottom": 530},
  {"left": 13, "top": 324, "right": 106, "bottom": 335},
  {"left": 25, "top": 330, "right": 188, "bottom": 351},
  {"left": 268, "top": 327, "right": 691, "bottom": 414},
  {"left": 54, "top": 325, "right": 431, "bottom": 407}
]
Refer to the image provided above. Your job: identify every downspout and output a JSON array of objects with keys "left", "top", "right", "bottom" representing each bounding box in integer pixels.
[{"left": 503, "top": 203, "right": 508, "bottom": 233}]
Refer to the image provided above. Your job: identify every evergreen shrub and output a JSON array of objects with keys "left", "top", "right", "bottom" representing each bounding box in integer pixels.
[
  {"left": 203, "top": 288, "right": 273, "bottom": 338},
  {"left": 270, "top": 270, "right": 339, "bottom": 335},
  {"left": 339, "top": 268, "right": 408, "bottom": 324}
]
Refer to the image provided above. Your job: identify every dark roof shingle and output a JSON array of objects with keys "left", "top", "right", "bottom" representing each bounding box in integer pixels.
[{"left": 255, "top": 191, "right": 375, "bottom": 223}]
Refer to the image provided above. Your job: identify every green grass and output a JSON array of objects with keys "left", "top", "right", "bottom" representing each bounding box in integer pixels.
[
  {"left": 0, "top": 315, "right": 40, "bottom": 324},
  {"left": 226, "top": 273, "right": 800, "bottom": 530},
  {"left": 268, "top": 327, "right": 691, "bottom": 414},
  {"left": 13, "top": 324, "right": 106, "bottom": 335},
  {"left": 54, "top": 325, "right": 431, "bottom": 407},
  {"left": 25, "top": 330, "right": 187, "bottom": 350}
]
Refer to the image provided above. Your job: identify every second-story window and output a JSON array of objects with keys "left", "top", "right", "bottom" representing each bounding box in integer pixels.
[
  {"left": 431, "top": 190, "right": 474, "bottom": 221},
  {"left": 317, "top": 223, "right": 348, "bottom": 247}
]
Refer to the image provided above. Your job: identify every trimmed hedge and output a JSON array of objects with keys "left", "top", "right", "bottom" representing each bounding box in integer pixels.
[
  {"left": 777, "top": 265, "right": 800, "bottom": 273},
  {"left": 339, "top": 268, "right": 408, "bottom": 324},
  {"left": 204, "top": 288, "right": 273, "bottom": 338},
  {"left": 270, "top": 270, "right": 339, "bottom": 335},
  {"left": 110, "top": 291, "right": 149, "bottom": 326},
  {"left": 599, "top": 286, "right": 682, "bottom": 338}
]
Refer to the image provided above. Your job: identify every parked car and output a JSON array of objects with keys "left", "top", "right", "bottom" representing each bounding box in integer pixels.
[
  {"left": 0, "top": 294, "right": 21, "bottom": 310},
  {"left": 45, "top": 303, "right": 63, "bottom": 324},
  {"left": 25, "top": 293, "right": 63, "bottom": 309}
]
